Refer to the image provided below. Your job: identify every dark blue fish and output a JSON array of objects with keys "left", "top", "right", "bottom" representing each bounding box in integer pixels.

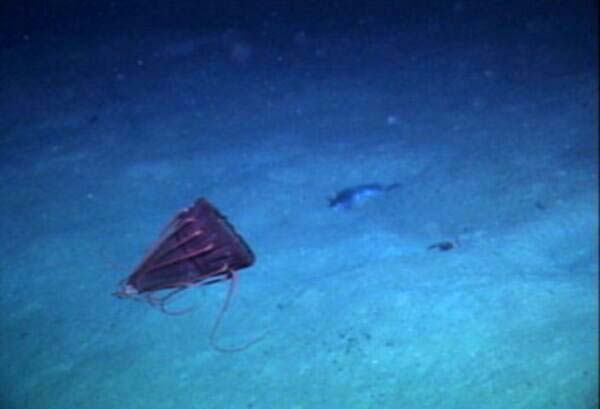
[{"left": 328, "top": 183, "right": 400, "bottom": 209}]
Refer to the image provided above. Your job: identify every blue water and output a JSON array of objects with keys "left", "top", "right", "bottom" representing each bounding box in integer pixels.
[{"left": 0, "top": 1, "right": 597, "bottom": 408}]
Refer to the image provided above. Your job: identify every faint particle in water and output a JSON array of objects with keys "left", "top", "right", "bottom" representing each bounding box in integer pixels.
[
  {"left": 230, "top": 42, "right": 253, "bottom": 64},
  {"left": 386, "top": 115, "right": 399, "bottom": 125}
]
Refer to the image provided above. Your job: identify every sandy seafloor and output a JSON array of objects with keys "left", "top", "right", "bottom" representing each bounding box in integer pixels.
[{"left": 0, "top": 4, "right": 598, "bottom": 409}]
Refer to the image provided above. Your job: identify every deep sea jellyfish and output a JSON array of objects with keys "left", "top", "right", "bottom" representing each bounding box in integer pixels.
[{"left": 114, "top": 198, "right": 259, "bottom": 352}]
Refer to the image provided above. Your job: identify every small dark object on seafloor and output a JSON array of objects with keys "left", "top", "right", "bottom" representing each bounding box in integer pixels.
[
  {"left": 427, "top": 240, "right": 457, "bottom": 252},
  {"left": 114, "top": 198, "right": 260, "bottom": 352}
]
